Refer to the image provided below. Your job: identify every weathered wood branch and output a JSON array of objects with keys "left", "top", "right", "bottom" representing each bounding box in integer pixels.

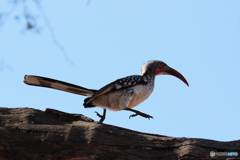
[{"left": 0, "top": 107, "right": 239, "bottom": 160}]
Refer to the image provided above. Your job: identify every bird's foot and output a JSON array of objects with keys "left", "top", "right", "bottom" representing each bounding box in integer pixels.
[
  {"left": 95, "top": 111, "right": 103, "bottom": 118},
  {"left": 129, "top": 111, "right": 153, "bottom": 120},
  {"left": 94, "top": 109, "right": 106, "bottom": 123}
]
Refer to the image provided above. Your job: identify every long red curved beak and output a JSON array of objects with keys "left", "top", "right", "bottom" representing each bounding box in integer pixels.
[{"left": 165, "top": 67, "right": 189, "bottom": 86}]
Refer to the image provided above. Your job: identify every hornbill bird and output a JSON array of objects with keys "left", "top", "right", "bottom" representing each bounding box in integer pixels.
[{"left": 24, "top": 60, "right": 189, "bottom": 123}]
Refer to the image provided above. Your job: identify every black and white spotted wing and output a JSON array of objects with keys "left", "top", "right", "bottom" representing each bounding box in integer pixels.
[{"left": 88, "top": 75, "right": 150, "bottom": 101}]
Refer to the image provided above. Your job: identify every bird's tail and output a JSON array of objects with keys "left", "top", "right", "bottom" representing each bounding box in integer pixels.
[{"left": 24, "top": 75, "right": 97, "bottom": 96}]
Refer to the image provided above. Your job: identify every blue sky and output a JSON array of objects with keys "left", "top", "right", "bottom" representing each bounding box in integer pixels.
[{"left": 1, "top": 0, "right": 240, "bottom": 141}]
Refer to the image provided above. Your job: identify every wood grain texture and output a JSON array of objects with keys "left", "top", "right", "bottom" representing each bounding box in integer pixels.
[{"left": 0, "top": 107, "right": 239, "bottom": 160}]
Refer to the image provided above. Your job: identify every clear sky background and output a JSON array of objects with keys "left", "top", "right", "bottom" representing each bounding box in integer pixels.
[{"left": 0, "top": 0, "right": 240, "bottom": 141}]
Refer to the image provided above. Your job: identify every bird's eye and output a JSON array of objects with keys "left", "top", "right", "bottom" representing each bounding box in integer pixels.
[{"left": 159, "top": 63, "right": 165, "bottom": 68}]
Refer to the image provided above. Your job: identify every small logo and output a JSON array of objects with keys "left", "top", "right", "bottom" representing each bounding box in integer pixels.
[
  {"left": 210, "top": 151, "right": 238, "bottom": 157},
  {"left": 210, "top": 151, "right": 215, "bottom": 157}
]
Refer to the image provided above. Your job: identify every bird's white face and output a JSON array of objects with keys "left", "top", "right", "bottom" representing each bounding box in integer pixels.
[{"left": 141, "top": 60, "right": 165, "bottom": 75}]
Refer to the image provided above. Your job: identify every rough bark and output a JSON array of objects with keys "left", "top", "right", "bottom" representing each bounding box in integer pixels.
[{"left": 0, "top": 107, "right": 239, "bottom": 160}]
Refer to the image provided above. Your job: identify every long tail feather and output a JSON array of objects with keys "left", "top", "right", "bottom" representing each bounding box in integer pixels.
[{"left": 24, "top": 75, "right": 96, "bottom": 96}]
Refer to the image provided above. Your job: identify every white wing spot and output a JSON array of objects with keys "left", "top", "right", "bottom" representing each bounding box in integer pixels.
[
  {"left": 143, "top": 77, "right": 147, "bottom": 82},
  {"left": 115, "top": 84, "right": 122, "bottom": 89}
]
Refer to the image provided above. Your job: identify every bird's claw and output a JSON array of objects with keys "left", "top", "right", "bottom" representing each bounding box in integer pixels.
[
  {"left": 95, "top": 110, "right": 106, "bottom": 123},
  {"left": 129, "top": 112, "right": 153, "bottom": 120},
  {"left": 95, "top": 111, "right": 103, "bottom": 118},
  {"left": 129, "top": 114, "right": 138, "bottom": 118}
]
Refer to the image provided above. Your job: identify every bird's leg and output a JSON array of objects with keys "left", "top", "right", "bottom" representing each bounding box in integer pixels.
[
  {"left": 124, "top": 108, "right": 153, "bottom": 119},
  {"left": 94, "top": 109, "right": 106, "bottom": 123}
]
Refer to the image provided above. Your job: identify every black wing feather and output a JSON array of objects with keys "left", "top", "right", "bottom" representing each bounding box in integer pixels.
[{"left": 88, "top": 75, "right": 149, "bottom": 101}]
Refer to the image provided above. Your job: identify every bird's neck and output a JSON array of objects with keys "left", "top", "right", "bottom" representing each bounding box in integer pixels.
[
  {"left": 142, "top": 69, "right": 155, "bottom": 77},
  {"left": 142, "top": 72, "right": 156, "bottom": 85}
]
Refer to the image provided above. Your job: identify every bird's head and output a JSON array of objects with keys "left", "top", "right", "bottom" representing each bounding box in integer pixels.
[{"left": 141, "top": 60, "right": 189, "bottom": 86}]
